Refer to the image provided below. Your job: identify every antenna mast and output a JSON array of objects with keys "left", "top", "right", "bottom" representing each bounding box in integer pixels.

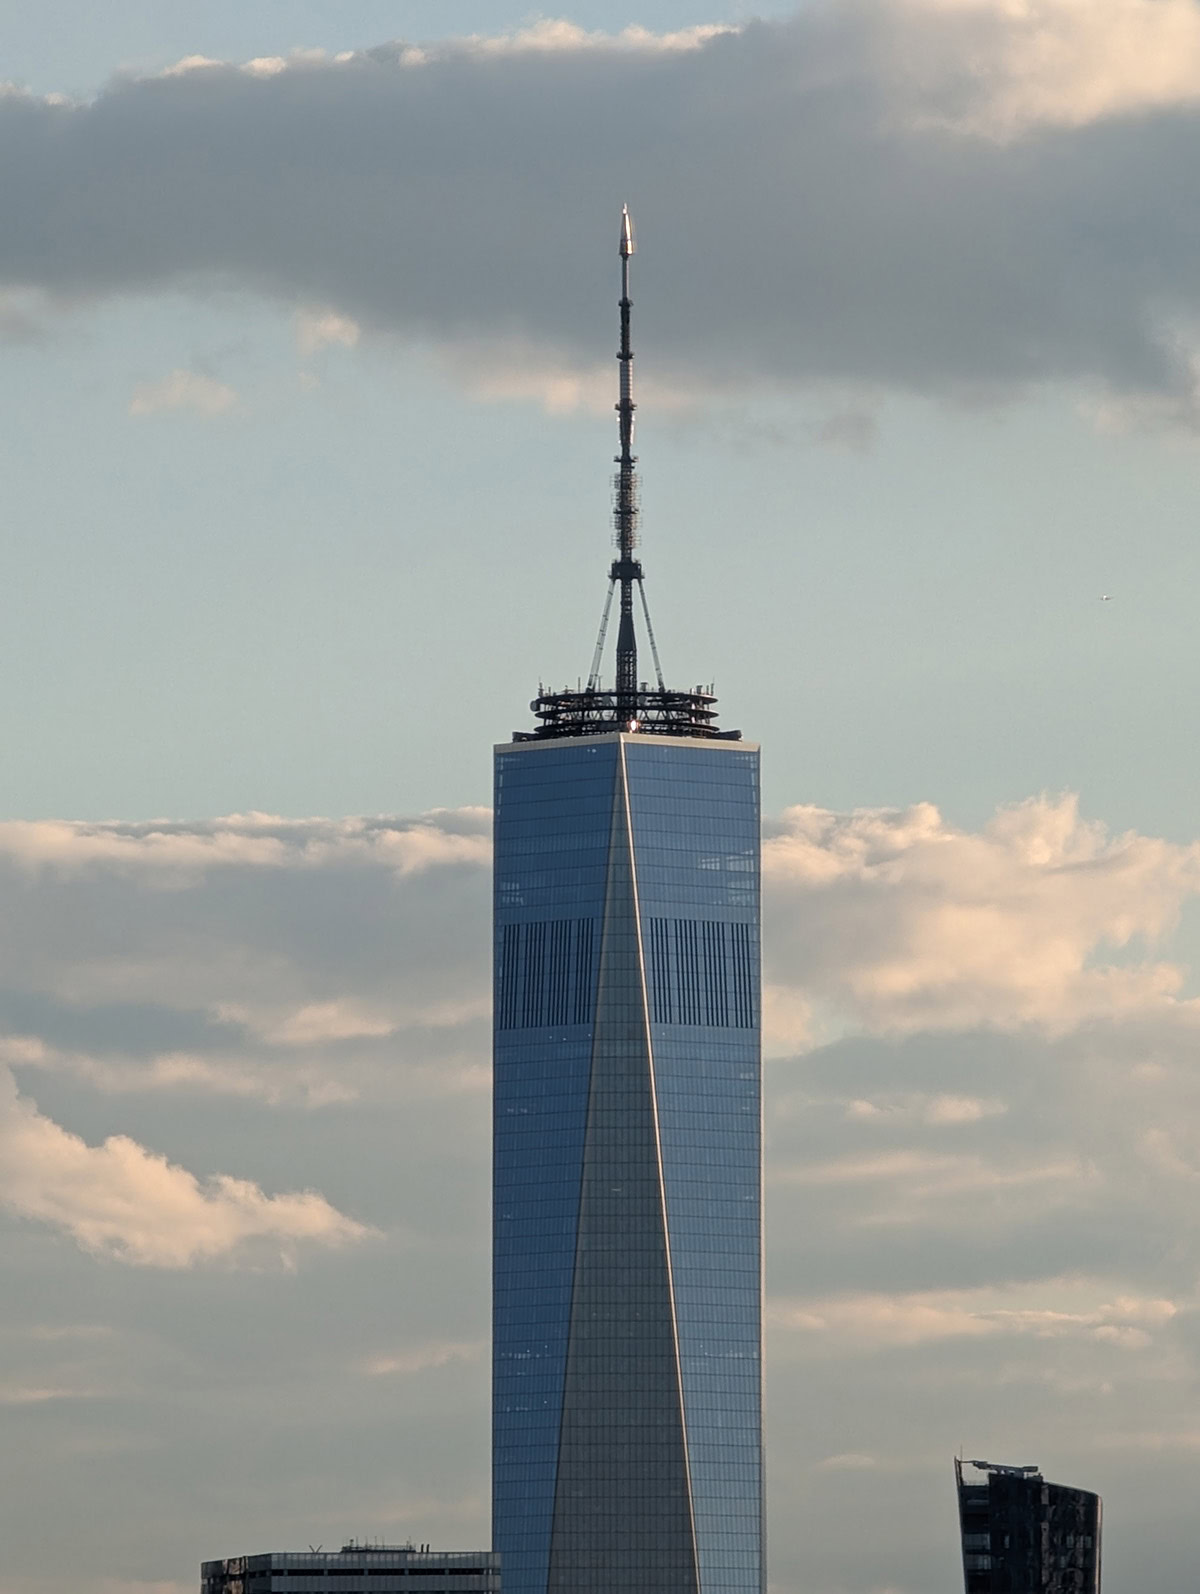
[
  {"left": 613, "top": 205, "right": 642, "bottom": 726},
  {"left": 515, "top": 207, "right": 740, "bottom": 744}
]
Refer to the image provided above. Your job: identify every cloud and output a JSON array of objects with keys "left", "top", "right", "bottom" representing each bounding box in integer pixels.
[
  {"left": 295, "top": 307, "right": 360, "bottom": 355},
  {"left": 773, "top": 1146, "right": 1088, "bottom": 1197},
  {"left": 436, "top": 335, "right": 702, "bottom": 417},
  {"left": 812, "top": 409, "right": 879, "bottom": 453},
  {"left": 0, "top": 1381, "right": 100, "bottom": 1405},
  {"left": 842, "top": 1091, "right": 1006, "bottom": 1125},
  {"left": 362, "top": 1340, "right": 484, "bottom": 1376},
  {"left": 0, "top": 810, "right": 490, "bottom": 877},
  {"left": 890, "top": 0, "right": 1200, "bottom": 136},
  {"left": 128, "top": 369, "right": 237, "bottom": 417},
  {"left": 816, "top": 1452, "right": 879, "bottom": 1471},
  {"left": 2, "top": 1038, "right": 361, "bottom": 1109},
  {"left": 7, "top": 5, "right": 1200, "bottom": 413},
  {"left": 5, "top": 795, "right": 1200, "bottom": 1590},
  {"left": 0, "top": 1066, "right": 367, "bottom": 1267},
  {"left": 466, "top": 21, "right": 735, "bottom": 56},
  {"left": 924, "top": 1092, "right": 1005, "bottom": 1125},
  {"left": 4, "top": 794, "right": 1200, "bottom": 1105},
  {"left": 772, "top": 1280, "right": 1179, "bottom": 1351},
  {"left": 0, "top": 286, "right": 57, "bottom": 342},
  {"left": 255, "top": 1000, "right": 394, "bottom": 1045},
  {"left": 3, "top": 794, "right": 1198, "bottom": 1332},
  {"left": 0, "top": 810, "right": 493, "bottom": 1123},
  {"left": 764, "top": 793, "right": 1200, "bottom": 1046},
  {"left": 2, "top": 802, "right": 1200, "bottom": 1299}
]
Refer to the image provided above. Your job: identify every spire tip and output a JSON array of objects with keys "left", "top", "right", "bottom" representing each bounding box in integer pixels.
[{"left": 620, "top": 205, "right": 635, "bottom": 258}]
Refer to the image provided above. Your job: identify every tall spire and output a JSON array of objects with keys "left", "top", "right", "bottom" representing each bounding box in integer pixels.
[
  {"left": 612, "top": 204, "right": 642, "bottom": 727},
  {"left": 515, "top": 209, "right": 740, "bottom": 743}
]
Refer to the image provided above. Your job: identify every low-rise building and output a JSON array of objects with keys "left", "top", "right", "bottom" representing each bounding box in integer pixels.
[{"left": 202, "top": 1544, "right": 500, "bottom": 1594}]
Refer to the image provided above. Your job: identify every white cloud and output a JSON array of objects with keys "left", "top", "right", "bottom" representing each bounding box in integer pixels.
[
  {"left": 241, "top": 54, "right": 331, "bottom": 79},
  {"left": 764, "top": 793, "right": 1200, "bottom": 1045},
  {"left": 772, "top": 1281, "right": 1179, "bottom": 1351},
  {"left": 362, "top": 1340, "right": 484, "bottom": 1376},
  {"left": 891, "top": 0, "right": 1200, "bottom": 137},
  {"left": 1, "top": 1037, "right": 360, "bottom": 1109},
  {"left": 0, "top": 811, "right": 490, "bottom": 880},
  {"left": 157, "top": 56, "right": 223, "bottom": 78},
  {"left": 295, "top": 307, "right": 360, "bottom": 356},
  {"left": 773, "top": 1147, "right": 1087, "bottom": 1196},
  {"left": 257, "top": 1001, "right": 395, "bottom": 1046},
  {"left": 925, "top": 1092, "right": 1006, "bottom": 1125},
  {"left": 0, "top": 1382, "right": 99, "bottom": 1405},
  {"left": 438, "top": 337, "right": 699, "bottom": 418},
  {"left": 457, "top": 20, "right": 737, "bottom": 56},
  {"left": 0, "top": 811, "right": 493, "bottom": 1123},
  {"left": 128, "top": 369, "right": 237, "bottom": 418},
  {"left": 153, "top": 24, "right": 736, "bottom": 80},
  {"left": 842, "top": 1092, "right": 1006, "bottom": 1125},
  {"left": 0, "top": 1067, "right": 367, "bottom": 1267}
]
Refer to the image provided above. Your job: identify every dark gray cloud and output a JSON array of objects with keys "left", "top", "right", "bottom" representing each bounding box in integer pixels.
[{"left": 2, "top": 5, "right": 1200, "bottom": 406}]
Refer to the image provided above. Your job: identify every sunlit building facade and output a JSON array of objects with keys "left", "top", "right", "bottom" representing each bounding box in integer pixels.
[{"left": 492, "top": 732, "right": 762, "bottom": 1594}]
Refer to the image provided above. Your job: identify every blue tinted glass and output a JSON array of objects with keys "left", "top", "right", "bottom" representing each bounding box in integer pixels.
[
  {"left": 625, "top": 741, "right": 763, "bottom": 1594},
  {"left": 494, "top": 741, "right": 617, "bottom": 1594},
  {"left": 494, "top": 736, "right": 762, "bottom": 1594}
]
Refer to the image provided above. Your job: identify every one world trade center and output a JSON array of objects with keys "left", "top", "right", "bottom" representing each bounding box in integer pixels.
[{"left": 493, "top": 210, "right": 763, "bottom": 1594}]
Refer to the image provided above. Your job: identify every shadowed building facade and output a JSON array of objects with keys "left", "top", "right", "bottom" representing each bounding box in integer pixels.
[
  {"left": 201, "top": 1547, "right": 500, "bottom": 1594},
  {"left": 492, "top": 212, "right": 764, "bottom": 1594},
  {"left": 955, "top": 1459, "right": 1102, "bottom": 1594}
]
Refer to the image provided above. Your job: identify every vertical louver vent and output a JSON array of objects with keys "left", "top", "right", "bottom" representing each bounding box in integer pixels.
[
  {"left": 646, "top": 917, "right": 756, "bottom": 1028},
  {"left": 496, "top": 919, "right": 597, "bottom": 1030}
]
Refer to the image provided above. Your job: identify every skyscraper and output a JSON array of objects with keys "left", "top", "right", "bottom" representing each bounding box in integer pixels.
[
  {"left": 492, "top": 211, "right": 764, "bottom": 1594},
  {"left": 955, "top": 1458, "right": 1102, "bottom": 1594}
]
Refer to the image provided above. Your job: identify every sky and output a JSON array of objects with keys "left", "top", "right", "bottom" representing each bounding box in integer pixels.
[{"left": 4, "top": 2, "right": 1200, "bottom": 1592}]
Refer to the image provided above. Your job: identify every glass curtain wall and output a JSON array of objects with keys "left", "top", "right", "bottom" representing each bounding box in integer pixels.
[{"left": 493, "top": 733, "right": 762, "bottom": 1594}]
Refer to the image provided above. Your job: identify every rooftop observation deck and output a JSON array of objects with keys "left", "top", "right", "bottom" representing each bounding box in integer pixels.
[{"left": 514, "top": 684, "right": 741, "bottom": 742}]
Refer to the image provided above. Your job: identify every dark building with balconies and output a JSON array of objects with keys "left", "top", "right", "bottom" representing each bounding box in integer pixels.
[{"left": 955, "top": 1459, "right": 1101, "bottom": 1594}]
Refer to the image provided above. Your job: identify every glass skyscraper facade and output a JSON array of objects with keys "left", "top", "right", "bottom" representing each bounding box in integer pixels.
[{"left": 493, "top": 732, "right": 763, "bottom": 1594}]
